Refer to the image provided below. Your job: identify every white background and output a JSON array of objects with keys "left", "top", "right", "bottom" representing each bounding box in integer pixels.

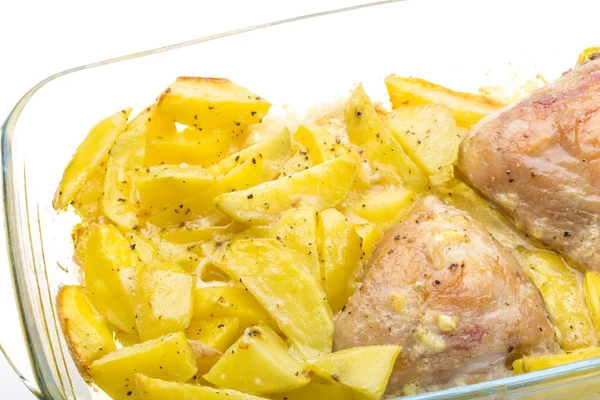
[{"left": 0, "top": 1, "right": 371, "bottom": 398}]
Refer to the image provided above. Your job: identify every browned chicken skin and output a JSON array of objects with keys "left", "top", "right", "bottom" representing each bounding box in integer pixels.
[
  {"left": 459, "top": 59, "right": 600, "bottom": 271},
  {"left": 333, "top": 197, "right": 556, "bottom": 395}
]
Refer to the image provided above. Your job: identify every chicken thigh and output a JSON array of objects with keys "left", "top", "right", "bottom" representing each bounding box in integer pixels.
[
  {"left": 333, "top": 196, "right": 556, "bottom": 396},
  {"left": 459, "top": 59, "right": 600, "bottom": 271}
]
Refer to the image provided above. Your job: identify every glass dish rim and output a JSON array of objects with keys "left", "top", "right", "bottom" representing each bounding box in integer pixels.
[{"left": 2, "top": 0, "right": 600, "bottom": 398}]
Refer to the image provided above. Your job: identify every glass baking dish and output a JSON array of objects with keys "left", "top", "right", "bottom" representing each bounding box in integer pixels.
[{"left": 3, "top": 0, "right": 600, "bottom": 398}]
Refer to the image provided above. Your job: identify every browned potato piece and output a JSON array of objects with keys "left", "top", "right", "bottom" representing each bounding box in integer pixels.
[{"left": 57, "top": 285, "right": 117, "bottom": 377}]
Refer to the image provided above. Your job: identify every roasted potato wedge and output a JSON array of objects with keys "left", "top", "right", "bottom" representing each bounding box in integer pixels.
[
  {"left": 342, "top": 188, "right": 415, "bottom": 232},
  {"left": 386, "top": 104, "right": 459, "bottom": 175},
  {"left": 147, "top": 128, "right": 291, "bottom": 227},
  {"left": 192, "top": 286, "right": 277, "bottom": 332},
  {"left": 57, "top": 285, "right": 116, "bottom": 377},
  {"left": 124, "top": 231, "right": 200, "bottom": 272},
  {"left": 272, "top": 207, "right": 320, "bottom": 279},
  {"left": 144, "top": 127, "right": 233, "bottom": 167},
  {"left": 84, "top": 224, "right": 138, "bottom": 333},
  {"left": 135, "top": 374, "right": 267, "bottom": 400},
  {"left": 305, "top": 345, "right": 402, "bottom": 400},
  {"left": 215, "top": 158, "right": 355, "bottom": 225},
  {"left": 318, "top": 209, "right": 363, "bottom": 313},
  {"left": 353, "top": 223, "right": 382, "bottom": 262},
  {"left": 203, "top": 324, "right": 309, "bottom": 394},
  {"left": 513, "top": 347, "right": 600, "bottom": 374},
  {"left": 385, "top": 75, "right": 503, "bottom": 128},
  {"left": 584, "top": 272, "right": 600, "bottom": 335},
  {"left": 136, "top": 164, "right": 215, "bottom": 215},
  {"left": 71, "top": 165, "right": 105, "bottom": 222},
  {"left": 160, "top": 221, "right": 243, "bottom": 244},
  {"left": 157, "top": 77, "right": 270, "bottom": 139},
  {"left": 54, "top": 109, "right": 130, "bottom": 210},
  {"left": 344, "top": 84, "right": 427, "bottom": 189},
  {"left": 134, "top": 264, "right": 195, "bottom": 341},
  {"left": 102, "top": 125, "right": 147, "bottom": 230},
  {"left": 126, "top": 104, "right": 176, "bottom": 139},
  {"left": 89, "top": 331, "right": 197, "bottom": 400},
  {"left": 218, "top": 239, "right": 334, "bottom": 359},
  {"left": 273, "top": 379, "right": 356, "bottom": 400},
  {"left": 577, "top": 46, "right": 600, "bottom": 64},
  {"left": 514, "top": 247, "right": 596, "bottom": 350},
  {"left": 293, "top": 125, "right": 348, "bottom": 165}
]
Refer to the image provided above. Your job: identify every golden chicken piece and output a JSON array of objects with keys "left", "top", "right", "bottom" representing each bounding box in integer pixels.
[
  {"left": 459, "top": 59, "right": 600, "bottom": 271},
  {"left": 333, "top": 196, "right": 556, "bottom": 396}
]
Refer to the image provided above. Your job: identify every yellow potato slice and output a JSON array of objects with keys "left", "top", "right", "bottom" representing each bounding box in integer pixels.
[
  {"left": 157, "top": 77, "right": 270, "bottom": 138},
  {"left": 102, "top": 125, "right": 147, "bottom": 230},
  {"left": 144, "top": 127, "right": 233, "bottom": 167},
  {"left": 84, "top": 224, "right": 137, "bottom": 333},
  {"left": 186, "top": 317, "right": 241, "bottom": 352},
  {"left": 209, "top": 127, "right": 292, "bottom": 181},
  {"left": 136, "top": 164, "right": 215, "bottom": 214},
  {"left": 282, "top": 145, "right": 314, "bottom": 176},
  {"left": 386, "top": 104, "right": 459, "bottom": 175},
  {"left": 126, "top": 104, "right": 176, "bottom": 139},
  {"left": 71, "top": 165, "right": 105, "bottom": 222},
  {"left": 272, "top": 207, "right": 320, "bottom": 279},
  {"left": 89, "top": 331, "right": 197, "bottom": 400},
  {"left": 147, "top": 128, "right": 291, "bottom": 227},
  {"left": 134, "top": 264, "right": 196, "bottom": 341},
  {"left": 514, "top": 247, "right": 596, "bottom": 350},
  {"left": 343, "top": 188, "right": 416, "bottom": 232},
  {"left": 577, "top": 46, "right": 600, "bottom": 64},
  {"left": 203, "top": 324, "right": 309, "bottom": 394},
  {"left": 54, "top": 108, "right": 130, "bottom": 210},
  {"left": 344, "top": 84, "right": 426, "bottom": 189},
  {"left": 57, "top": 286, "right": 116, "bottom": 377},
  {"left": 273, "top": 378, "right": 355, "bottom": 400},
  {"left": 584, "top": 272, "right": 600, "bottom": 335},
  {"left": 124, "top": 231, "right": 200, "bottom": 272},
  {"left": 513, "top": 347, "right": 600, "bottom": 374},
  {"left": 192, "top": 286, "right": 276, "bottom": 332},
  {"left": 512, "top": 358, "right": 524, "bottom": 375},
  {"left": 384, "top": 75, "right": 503, "bottom": 128},
  {"left": 215, "top": 158, "right": 355, "bottom": 225},
  {"left": 318, "top": 209, "right": 363, "bottom": 313},
  {"left": 218, "top": 239, "right": 333, "bottom": 359},
  {"left": 294, "top": 125, "right": 347, "bottom": 165},
  {"left": 353, "top": 223, "right": 382, "bottom": 262},
  {"left": 135, "top": 374, "right": 267, "bottom": 400},
  {"left": 160, "top": 221, "right": 243, "bottom": 244},
  {"left": 304, "top": 345, "right": 402, "bottom": 400}
]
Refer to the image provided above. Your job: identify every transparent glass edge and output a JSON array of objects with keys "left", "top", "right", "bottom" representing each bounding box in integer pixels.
[{"left": 2, "top": 0, "right": 600, "bottom": 398}]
